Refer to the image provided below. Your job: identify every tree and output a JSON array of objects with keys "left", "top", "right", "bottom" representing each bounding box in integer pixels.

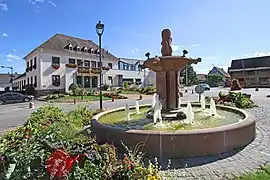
[
  {"left": 180, "top": 65, "right": 198, "bottom": 86},
  {"left": 207, "top": 74, "right": 223, "bottom": 87},
  {"left": 68, "top": 83, "right": 79, "bottom": 94}
]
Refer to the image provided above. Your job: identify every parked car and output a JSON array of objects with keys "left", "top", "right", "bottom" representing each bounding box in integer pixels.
[
  {"left": 201, "top": 83, "right": 211, "bottom": 91},
  {"left": 0, "top": 92, "right": 34, "bottom": 105}
]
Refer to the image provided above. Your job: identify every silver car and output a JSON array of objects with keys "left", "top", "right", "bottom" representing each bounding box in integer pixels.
[{"left": 0, "top": 92, "right": 34, "bottom": 105}]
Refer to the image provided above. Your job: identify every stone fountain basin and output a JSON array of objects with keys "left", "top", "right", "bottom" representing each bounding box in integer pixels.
[{"left": 88, "top": 104, "right": 255, "bottom": 158}]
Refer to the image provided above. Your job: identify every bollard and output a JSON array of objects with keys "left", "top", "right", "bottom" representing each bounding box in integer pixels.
[
  {"left": 192, "top": 90, "right": 194, "bottom": 94},
  {"left": 29, "top": 102, "right": 35, "bottom": 109},
  {"left": 139, "top": 95, "right": 142, "bottom": 100},
  {"left": 73, "top": 98, "right": 76, "bottom": 104},
  {"left": 185, "top": 89, "right": 188, "bottom": 93},
  {"left": 112, "top": 96, "right": 115, "bottom": 102}
]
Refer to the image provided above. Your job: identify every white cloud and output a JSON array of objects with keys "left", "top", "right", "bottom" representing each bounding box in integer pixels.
[
  {"left": 48, "top": 1, "right": 56, "bottom": 7},
  {"left": 7, "top": 59, "right": 12, "bottom": 62},
  {"left": 131, "top": 48, "right": 139, "bottom": 53},
  {"left": 171, "top": 45, "right": 181, "bottom": 52},
  {"left": 0, "top": 2, "right": 8, "bottom": 11},
  {"left": 6, "top": 54, "right": 21, "bottom": 61},
  {"left": 191, "top": 44, "right": 200, "bottom": 47},
  {"left": 12, "top": 49, "right": 16, "bottom": 52},
  {"left": 2, "top": 32, "right": 8, "bottom": 37}
]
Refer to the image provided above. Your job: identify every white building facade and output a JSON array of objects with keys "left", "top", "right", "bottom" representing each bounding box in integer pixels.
[{"left": 13, "top": 34, "right": 155, "bottom": 96}]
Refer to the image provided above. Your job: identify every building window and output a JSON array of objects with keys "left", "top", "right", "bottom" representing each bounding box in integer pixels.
[
  {"left": 98, "top": 62, "right": 103, "bottom": 67},
  {"left": 76, "top": 76, "right": 82, "bottom": 87},
  {"left": 77, "top": 46, "right": 80, "bottom": 52},
  {"left": 84, "top": 60, "right": 90, "bottom": 67},
  {"left": 92, "top": 76, "right": 98, "bottom": 88},
  {"left": 24, "top": 80, "right": 26, "bottom": 86},
  {"left": 84, "top": 47, "right": 88, "bottom": 53},
  {"left": 68, "top": 44, "right": 73, "bottom": 50},
  {"left": 30, "top": 59, "right": 33, "bottom": 71},
  {"left": 108, "top": 76, "right": 113, "bottom": 85},
  {"left": 77, "top": 59, "right": 83, "bottom": 67},
  {"left": 34, "top": 76, "right": 37, "bottom": 86},
  {"left": 52, "top": 75, "right": 60, "bottom": 86},
  {"left": 33, "top": 57, "right": 37, "bottom": 69},
  {"left": 69, "top": 58, "right": 75, "bottom": 64},
  {"left": 91, "top": 61, "right": 97, "bottom": 68},
  {"left": 52, "top": 57, "right": 60, "bottom": 66},
  {"left": 130, "top": 65, "right": 135, "bottom": 71},
  {"left": 108, "top": 63, "right": 113, "bottom": 69},
  {"left": 84, "top": 76, "right": 90, "bottom": 88},
  {"left": 27, "top": 78, "right": 29, "bottom": 85},
  {"left": 31, "top": 76, "right": 33, "bottom": 85}
]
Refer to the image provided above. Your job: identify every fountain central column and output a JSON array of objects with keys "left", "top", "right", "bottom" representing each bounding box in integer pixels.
[{"left": 156, "top": 70, "right": 180, "bottom": 110}]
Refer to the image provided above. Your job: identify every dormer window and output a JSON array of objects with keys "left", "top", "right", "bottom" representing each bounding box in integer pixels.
[
  {"left": 68, "top": 44, "right": 73, "bottom": 50},
  {"left": 88, "top": 48, "right": 94, "bottom": 54},
  {"left": 77, "top": 46, "right": 80, "bottom": 52},
  {"left": 83, "top": 47, "right": 88, "bottom": 53}
]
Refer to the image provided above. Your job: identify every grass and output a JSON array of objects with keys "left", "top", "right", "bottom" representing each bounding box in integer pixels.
[
  {"left": 48, "top": 95, "right": 111, "bottom": 103},
  {"left": 233, "top": 165, "right": 270, "bottom": 180}
]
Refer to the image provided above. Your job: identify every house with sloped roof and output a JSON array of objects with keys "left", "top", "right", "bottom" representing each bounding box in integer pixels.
[
  {"left": 228, "top": 56, "right": 270, "bottom": 87},
  {"left": 208, "top": 66, "right": 231, "bottom": 87},
  {"left": 19, "top": 34, "right": 152, "bottom": 96}
]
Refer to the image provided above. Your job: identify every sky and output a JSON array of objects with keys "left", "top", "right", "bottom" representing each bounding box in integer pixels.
[{"left": 1, "top": 0, "right": 270, "bottom": 74}]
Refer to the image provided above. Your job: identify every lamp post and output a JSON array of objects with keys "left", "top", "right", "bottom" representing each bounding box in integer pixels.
[
  {"left": 96, "top": 21, "right": 104, "bottom": 110},
  {"left": 1, "top": 65, "right": 14, "bottom": 89}
]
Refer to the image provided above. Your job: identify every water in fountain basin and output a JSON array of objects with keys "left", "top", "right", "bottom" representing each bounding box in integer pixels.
[
  {"left": 184, "top": 102, "right": 194, "bottom": 124},
  {"left": 200, "top": 95, "right": 206, "bottom": 110},
  {"left": 210, "top": 98, "right": 217, "bottom": 116},
  {"left": 125, "top": 104, "right": 130, "bottom": 121},
  {"left": 135, "top": 100, "right": 140, "bottom": 114}
]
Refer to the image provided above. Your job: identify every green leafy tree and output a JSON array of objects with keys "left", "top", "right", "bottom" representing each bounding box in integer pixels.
[
  {"left": 207, "top": 74, "right": 223, "bottom": 87},
  {"left": 180, "top": 65, "right": 198, "bottom": 86},
  {"left": 69, "top": 83, "right": 79, "bottom": 94}
]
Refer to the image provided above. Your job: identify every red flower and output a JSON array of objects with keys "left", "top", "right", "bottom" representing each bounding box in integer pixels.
[{"left": 46, "top": 150, "right": 80, "bottom": 178}]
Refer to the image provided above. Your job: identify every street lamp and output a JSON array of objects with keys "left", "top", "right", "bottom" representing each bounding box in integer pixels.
[
  {"left": 96, "top": 21, "right": 104, "bottom": 110},
  {"left": 1, "top": 65, "right": 14, "bottom": 89}
]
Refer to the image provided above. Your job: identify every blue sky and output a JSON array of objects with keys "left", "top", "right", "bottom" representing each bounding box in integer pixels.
[{"left": 1, "top": 0, "right": 270, "bottom": 74}]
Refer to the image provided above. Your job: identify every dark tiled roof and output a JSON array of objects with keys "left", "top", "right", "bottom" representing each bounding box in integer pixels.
[
  {"left": 119, "top": 58, "right": 144, "bottom": 65},
  {"left": 216, "top": 67, "right": 230, "bottom": 78},
  {"left": 14, "top": 72, "right": 26, "bottom": 80},
  {"left": 230, "top": 56, "right": 270, "bottom": 69},
  {"left": 24, "top": 34, "right": 118, "bottom": 61}
]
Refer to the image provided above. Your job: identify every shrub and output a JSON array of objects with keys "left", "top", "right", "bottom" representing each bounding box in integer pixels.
[
  {"left": 102, "top": 84, "right": 109, "bottom": 91},
  {"left": 0, "top": 106, "right": 160, "bottom": 179},
  {"left": 69, "top": 83, "right": 79, "bottom": 94},
  {"left": 231, "top": 79, "right": 242, "bottom": 91},
  {"left": 124, "top": 82, "right": 129, "bottom": 89},
  {"left": 103, "top": 92, "right": 128, "bottom": 99}
]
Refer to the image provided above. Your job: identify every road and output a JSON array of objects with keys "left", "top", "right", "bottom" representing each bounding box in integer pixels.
[{"left": 0, "top": 87, "right": 269, "bottom": 133}]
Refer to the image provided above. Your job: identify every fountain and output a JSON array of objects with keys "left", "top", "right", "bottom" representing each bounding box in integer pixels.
[
  {"left": 135, "top": 100, "right": 140, "bottom": 114},
  {"left": 90, "top": 29, "right": 256, "bottom": 158},
  {"left": 125, "top": 104, "right": 130, "bottom": 121},
  {"left": 200, "top": 95, "right": 206, "bottom": 110},
  {"left": 184, "top": 102, "right": 194, "bottom": 124},
  {"left": 210, "top": 98, "right": 217, "bottom": 116}
]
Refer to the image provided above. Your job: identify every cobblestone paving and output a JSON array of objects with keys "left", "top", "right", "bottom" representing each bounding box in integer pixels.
[{"left": 159, "top": 107, "right": 270, "bottom": 180}]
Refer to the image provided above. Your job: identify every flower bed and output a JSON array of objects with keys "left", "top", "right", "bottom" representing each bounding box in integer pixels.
[
  {"left": 0, "top": 106, "right": 160, "bottom": 179},
  {"left": 103, "top": 92, "right": 128, "bottom": 99}
]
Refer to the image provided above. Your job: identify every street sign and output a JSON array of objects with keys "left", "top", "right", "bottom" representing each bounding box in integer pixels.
[{"left": 195, "top": 84, "right": 205, "bottom": 95}]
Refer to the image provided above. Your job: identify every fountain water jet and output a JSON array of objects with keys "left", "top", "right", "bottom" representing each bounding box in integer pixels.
[
  {"left": 125, "top": 104, "right": 130, "bottom": 120},
  {"left": 135, "top": 100, "right": 140, "bottom": 114},
  {"left": 185, "top": 101, "right": 194, "bottom": 124},
  {"left": 152, "top": 93, "right": 162, "bottom": 124},
  {"left": 210, "top": 98, "right": 217, "bottom": 116},
  {"left": 200, "top": 95, "right": 206, "bottom": 110}
]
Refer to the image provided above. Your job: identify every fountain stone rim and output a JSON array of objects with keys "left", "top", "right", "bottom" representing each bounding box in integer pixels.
[{"left": 89, "top": 103, "right": 254, "bottom": 135}]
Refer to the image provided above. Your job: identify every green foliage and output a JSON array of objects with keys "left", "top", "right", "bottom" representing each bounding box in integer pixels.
[
  {"left": 207, "top": 74, "right": 223, "bottom": 87},
  {"left": 102, "top": 84, "right": 110, "bottom": 91},
  {"left": 229, "top": 92, "right": 257, "bottom": 109},
  {"left": 180, "top": 65, "right": 198, "bottom": 86},
  {"left": 139, "top": 86, "right": 156, "bottom": 95},
  {"left": 69, "top": 83, "right": 79, "bottom": 94},
  {"left": 124, "top": 82, "right": 129, "bottom": 89},
  {"left": 0, "top": 106, "right": 160, "bottom": 179}
]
